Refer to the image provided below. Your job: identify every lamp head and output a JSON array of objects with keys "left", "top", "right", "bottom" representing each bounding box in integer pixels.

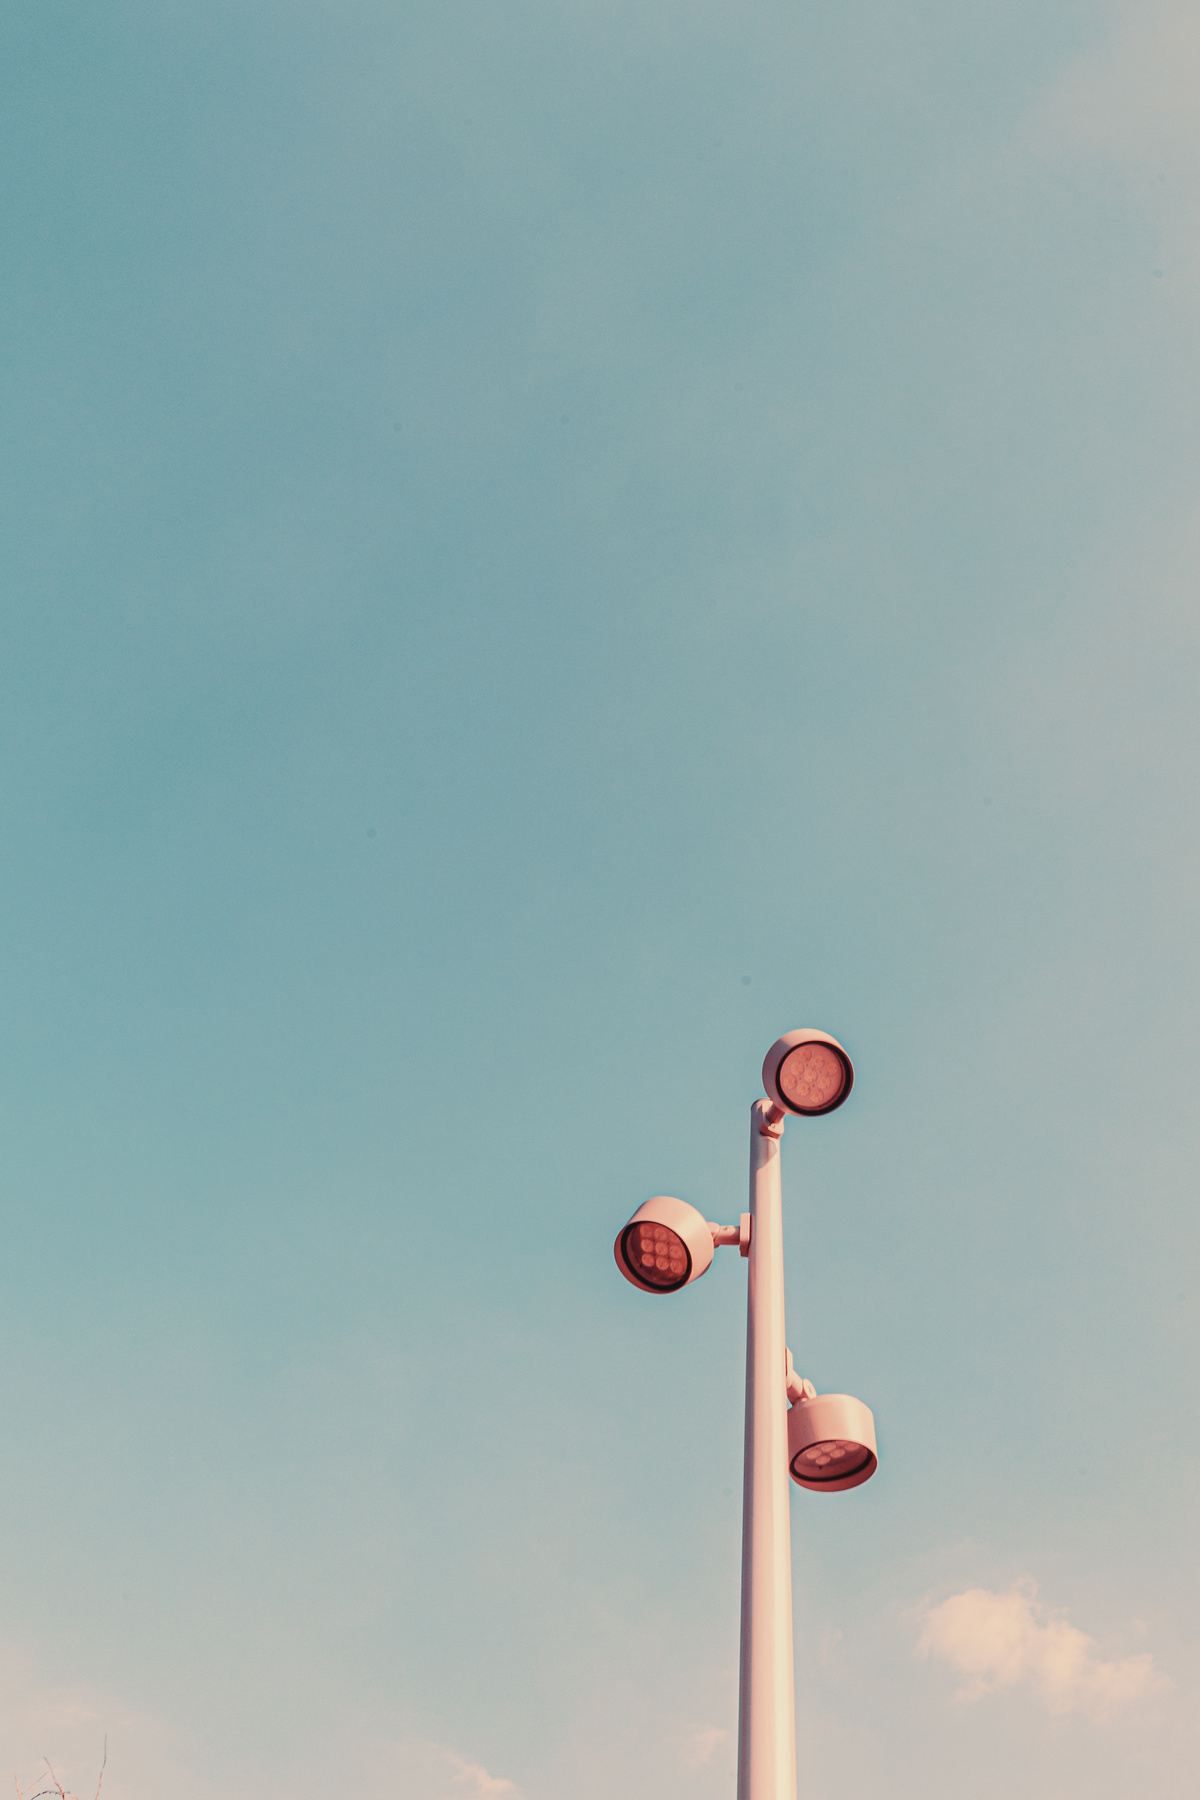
[
  {"left": 762, "top": 1029, "right": 854, "bottom": 1117},
  {"left": 614, "top": 1196, "right": 715, "bottom": 1294},
  {"left": 787, "top": 1391, "right": 877, "bottom": 1492}
]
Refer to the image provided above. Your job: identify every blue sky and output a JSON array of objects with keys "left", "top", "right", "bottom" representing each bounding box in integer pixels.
[{"left": 1, "top": 2, "right": 1198, "bottom": 1797}]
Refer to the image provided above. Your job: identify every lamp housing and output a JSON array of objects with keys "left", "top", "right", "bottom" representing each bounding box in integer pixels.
[
  {"left": 787, "top": 1391, "right": 877, "bottom": 1492},
  {"left": 762, "top": 1030, "right": 854, "bottom": 1118},
  {"left": 614, "top": 1196, "right": 715, "bottom": 1294}
]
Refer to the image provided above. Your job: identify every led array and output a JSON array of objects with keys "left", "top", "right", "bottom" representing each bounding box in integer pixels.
[
  {"left": 796, "top": 1438, "right": 866, "bottom": 1474},
  {"left": 627, "top": 1222, "right": 688, "bottom": 1287},
  {"left": 777, "top": 1041, "right": 845, "bottom": 1112}
]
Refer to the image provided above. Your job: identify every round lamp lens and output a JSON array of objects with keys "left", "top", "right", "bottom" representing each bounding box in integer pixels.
[
  {"left": 777, "top": 1042, "right": 845, "bottom": 1113},
  {"left": 791, "top": 1438, "right": 872, "bottom": 1482},
  {"left": 622, "top": 1221, "right": 690, "bottom": 1289}
]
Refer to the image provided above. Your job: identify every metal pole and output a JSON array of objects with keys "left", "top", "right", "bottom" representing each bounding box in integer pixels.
[{"left": 736, "top": 1100, "right": 797, "bottom": 1800}]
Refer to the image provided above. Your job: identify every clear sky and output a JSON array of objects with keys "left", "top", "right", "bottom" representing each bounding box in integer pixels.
[{"left": 2, "top": 3, "right": 1198, "bottom": 1797}]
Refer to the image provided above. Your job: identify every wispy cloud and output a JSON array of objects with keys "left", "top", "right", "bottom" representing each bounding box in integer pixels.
[
  {"left": 1034, "top": 0, "right": 1200, "bottom": 161},
  {"left": 389, "top": 1737, "right": 520, "bottom": 1799},
  {"left": 0, "top": 1641, "right": 191, "bottom": 1800},
  {"left": 1025, "top": 0, "right": 1200, "bottom": 279},
  {"left": 681, "top": 1725, "right": 728, "bottom": 1769},
  {"left": 918, "top": 1582, "right": 1169, "bottom": 1717},
  {"left": 443, "top": 1749, "right": 518, "bottom": 1795}
]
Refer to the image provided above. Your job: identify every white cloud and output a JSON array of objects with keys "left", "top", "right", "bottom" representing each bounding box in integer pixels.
[{"left": 917, "top": 1581, "right": 1169, "bottom": 1718}]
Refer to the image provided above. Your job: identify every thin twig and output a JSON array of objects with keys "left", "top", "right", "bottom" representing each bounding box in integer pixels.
[{"left": 17, "top": 1737, "right": 104, "bottom": 1800}]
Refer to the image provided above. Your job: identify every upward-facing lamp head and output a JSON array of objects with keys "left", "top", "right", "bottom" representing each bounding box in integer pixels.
[{"left": 762, "top": 1029, "right": 854, "bottom": 1117}]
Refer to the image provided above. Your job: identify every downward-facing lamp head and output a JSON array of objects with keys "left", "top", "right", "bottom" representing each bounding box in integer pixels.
[{"left": 787, "top": 1391, "right": 877, "bottom": 1492}]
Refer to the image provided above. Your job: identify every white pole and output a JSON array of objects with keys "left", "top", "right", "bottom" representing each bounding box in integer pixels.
[{"left": 736, "top": 1099, "right": 797, "bottom": 1800}]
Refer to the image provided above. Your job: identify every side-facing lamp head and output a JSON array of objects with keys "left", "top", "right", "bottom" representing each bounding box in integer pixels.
[
  {"left": 787, "top": 1391, "right": 878, "bottom": 1492},
  {"left": 614, "top": 1196, "right": 715, "bottom": 1294},
  {"left": 762, "top": 1029, "right": 854, "bottom": 1117}
]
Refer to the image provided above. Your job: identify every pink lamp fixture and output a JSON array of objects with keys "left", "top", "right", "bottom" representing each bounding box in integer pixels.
[{"left": 612, "top": 1029, "right": 878, "bottom": 1800}]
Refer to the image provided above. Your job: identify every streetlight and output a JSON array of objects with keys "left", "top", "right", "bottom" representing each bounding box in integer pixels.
[{"left": 613, "top": 1030, "right": 877, "bottom": 1800}]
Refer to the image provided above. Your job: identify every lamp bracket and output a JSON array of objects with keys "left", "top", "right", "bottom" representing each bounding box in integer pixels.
[
  {"left": 709, "top": 1214, "right": 753, "bottom": 1256},
  {"left": 785, "top": 1346, "right": 817, "bottom": 1407}
]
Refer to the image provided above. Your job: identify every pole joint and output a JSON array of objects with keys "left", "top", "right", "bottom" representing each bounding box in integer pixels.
[{"left": 756, "top": 1099, "right": 787, "bottom": 1138}]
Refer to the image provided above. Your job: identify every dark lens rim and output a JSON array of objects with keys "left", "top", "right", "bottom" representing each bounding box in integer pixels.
[
  {"left": 790, "top": 1440, "right": 875, "bottom": 1483},
  {"left": 620, "top": 1222, "right": 691, "bottom": 1293},
  {"left": 774, "top": 1043, "right": 853, "bottom": 1116}
]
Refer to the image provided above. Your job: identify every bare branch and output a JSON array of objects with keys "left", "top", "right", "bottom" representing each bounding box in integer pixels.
[{"left": 17, "top": 1738, "right": 105, "bottom": 1800}]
